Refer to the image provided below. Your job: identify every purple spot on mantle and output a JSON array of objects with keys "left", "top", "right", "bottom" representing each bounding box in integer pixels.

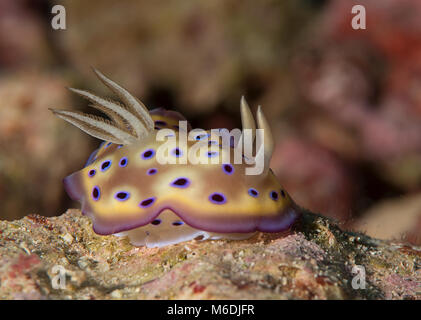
[
  {"left": 114, "top": 191, "right": 130, "bottom": 201},
  {"left": 170, "top": 177, "right": 190, "bottom": 188},
  {"left": 195, "top": 133, "right": 209, "bottom": 141},
  {"left": 209, "top": 192, "right": 226, "bottom": 204},
  {"left": 207, "top": 151, "right": 219, "bottom": 158},
  {"left": 100, "top": 160, "right": 112, "bottom": 171},
  {"left": 119, "top": 157, "right": 128, "bottom": 167},
  {"left": 141, "top": 149, "right": 155, "bottom": 160},
  {"left": 222, "top": 164, "right": 234, "bottom": 175},
  {"left": 92, "top": 186, "right": 100, "bottom": 201},
  {"left": 171, "top": 148, "right": 183, "bottom": 157},
  {"left": 155, "top": 120, "right": 167, "bottom": 126},
  {"left": 248, "top": 188, "right": 259, "bottom": 198},
  {"left": 151, "top": 219, "right": 161, "bottom": 225},
  {"left": 147, "top": 168, "right": 158, "bottom": 175},
  {"left": 139, "top": 197, "right": 156, "bottom": 208},
  {"left": 270, "top": 191, "right": 279, "bottom": 201}
]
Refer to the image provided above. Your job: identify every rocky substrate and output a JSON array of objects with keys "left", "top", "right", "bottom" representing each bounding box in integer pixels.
[{"left": 0, "top": 209, "right": 419, "bottom": 299}]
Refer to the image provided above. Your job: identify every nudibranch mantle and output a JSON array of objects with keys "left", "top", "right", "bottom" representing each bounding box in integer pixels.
[{"left": 51, "top": 69, "right": 300, "bottom": 248}]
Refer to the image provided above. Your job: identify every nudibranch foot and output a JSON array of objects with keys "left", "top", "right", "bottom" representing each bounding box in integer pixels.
[{"left": 114, "top": 210, "right": 256, "bottom": 248}]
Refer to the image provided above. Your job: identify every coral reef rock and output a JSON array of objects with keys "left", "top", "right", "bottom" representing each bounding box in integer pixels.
[{"left": 0, "top": 209, "right": 419, "bottom": 300}]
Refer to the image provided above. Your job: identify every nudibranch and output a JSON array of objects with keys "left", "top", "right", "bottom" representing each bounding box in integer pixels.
[{"left": 50, "top": 69, "right": 300, "bottom": 248}]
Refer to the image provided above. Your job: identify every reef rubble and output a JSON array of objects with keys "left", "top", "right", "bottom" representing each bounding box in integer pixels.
[{"left": 0, "top": 209, "right": 419, "bottom": 299}]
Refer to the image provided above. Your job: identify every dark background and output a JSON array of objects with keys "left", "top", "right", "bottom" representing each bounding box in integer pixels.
[{"left": 0, "top": 0, "right": 420, "bottom": 244}]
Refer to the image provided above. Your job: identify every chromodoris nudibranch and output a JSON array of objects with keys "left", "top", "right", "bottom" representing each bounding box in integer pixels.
[{"left": 50, "top": 69, "right": 301, "bottom": 248}]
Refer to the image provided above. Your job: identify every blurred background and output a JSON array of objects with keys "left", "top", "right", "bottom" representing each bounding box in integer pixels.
[{"left": 0, "top": 0, "right": 420, "bottom": 244}]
